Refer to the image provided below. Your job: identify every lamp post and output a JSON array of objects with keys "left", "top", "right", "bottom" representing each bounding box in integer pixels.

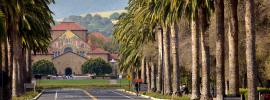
[{"left": 110, "top": 59, "right": 117, "bottom": 76}]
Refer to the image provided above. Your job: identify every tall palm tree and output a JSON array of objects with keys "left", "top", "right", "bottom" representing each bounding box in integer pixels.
[
  {"left": 245, "top": 0, "right": 257, "bottom": 99},
  {"left": 0, "top": 0, "right": 54, "bottom": 97},
  {"left": 150, "top": 61, "right": 156, "bottom": 92},
  {"left": 190, "top": 13, "right": 200, "bottom": 100},
  {"left": 146, "top": 60, "right": 151, "bottom": 92},
  {"left": 171, "top": 22, "right": 180, "bottom": 96},
  {"left": 156, "top": 26, "right": 163, "bottom": 93},
  {"left": 199, "top": 7, "right": 211, "bottom": 99},
  {"left": 184, "top": 0, "right": 214, "bottom": 99},
  {"left": 215, "top": 0, "right": 225, "bottom": 99},
  {"left": 141, "top": 57, "right": 146, "bottom": 83},
  {"left": 228, "top": 0, "right": 239, "bottom": 96},
  {"left": 162, "top": 26, "right": 172, "bottom": 95}
]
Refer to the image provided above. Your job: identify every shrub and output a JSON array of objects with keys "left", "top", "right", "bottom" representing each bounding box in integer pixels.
[
  {"left": 81, "top": 58, "right": 112, "bottom": 75},
  {"left": 240, "top": 88, "right": 270, "bottom": 99},
  {"left": 32, "top": 59, "right": 57, "bottom": 75}
]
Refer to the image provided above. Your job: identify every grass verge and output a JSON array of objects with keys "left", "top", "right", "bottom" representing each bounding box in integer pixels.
[
  {"left": 143, "top": 92, "right": 190, "bottom": 100},
  {"left": 37, "top": 79, "right": 129, "bottom": 89},
  {"left": 12, "top": 91, "right": 39, "bottom": 100}
]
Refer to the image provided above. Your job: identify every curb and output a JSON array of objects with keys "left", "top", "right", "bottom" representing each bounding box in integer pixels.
[
  {"left": 117, "top": 89, "right": 168, "bottom": 100},
  {"left": 32, "top": 90, "right": 44, "bottom": 100}
]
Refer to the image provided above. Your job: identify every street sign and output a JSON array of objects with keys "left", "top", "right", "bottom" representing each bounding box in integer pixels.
[
  {"left": 126, "top": 75, "right": 131, "bottom": 80},
  {"left": 140, "top": 83, "right": 147, "bottom": 91}
]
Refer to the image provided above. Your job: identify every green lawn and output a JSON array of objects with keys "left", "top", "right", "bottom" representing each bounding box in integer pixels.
[{"left": 37, "top": 79, "right": 129, "bottom": 89}]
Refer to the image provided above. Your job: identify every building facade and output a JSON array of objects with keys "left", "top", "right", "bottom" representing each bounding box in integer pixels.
[{"left": 32, "top": 22, "right": 116, "bottom": 75}]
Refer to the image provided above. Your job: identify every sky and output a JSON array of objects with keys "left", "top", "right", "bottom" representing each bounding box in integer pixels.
[{"left": 49, "top": 0, "right": 128, "bottom": 20}]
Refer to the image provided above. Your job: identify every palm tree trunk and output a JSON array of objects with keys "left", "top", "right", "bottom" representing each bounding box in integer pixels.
[
  {"left": 191, "top": 15, "right": 200, "bottom": 100},
  {"left": 26, "top": 49, "right": 32, "bottom": 83},
  {"left": 215, "top": 0, "right": 225, "bottom": 99},
  {"left": 228, "top": 0, "right": 239, "bottom": 96},
  {"left": 0, "top": 41, "right": 2, "bottom": 100},
  {"left": 162, "top": 26, "right": 172, "bottom": 95},
  {"left": 6, "top": 38, "right": 12, "bottom": 100},
  {"left": 150, "top": 61, "right": 156, "bottom": 92},
  {"left": 146, "top": 61, "right": 151, "bottom": 92},
  {"left": 19, "top": 48, "right": 26, "bottom": 94},
  {"left": 199, "top": 8, "right": 210, "bottom": 100},
  {"left": 171, "top": 22, "right": 180, "bottom": 96},
  {"left": 1, "top": 38, "right": 12, "bottom": 100},
  {"left": 11, "top": 39, "right": 17, "bottom": 97},
  {"left": 156, "top": 26, "right": 163, "bottom": 93},
  {"left": 141, "top": 57, "right": 146, "bottom": 83},
  {"left": 0, "top": 42, "right": 2, "bottom": 70},
  {"left": 245, "top": 0, "right": 257, "bottom": 99},
  {"left": 11, "top": 20, "right": 23, "bottom": 96}
]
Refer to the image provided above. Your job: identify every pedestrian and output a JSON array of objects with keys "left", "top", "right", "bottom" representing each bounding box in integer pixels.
[{"left": 134, "top": 82, "right": 139, "bottom": 96}]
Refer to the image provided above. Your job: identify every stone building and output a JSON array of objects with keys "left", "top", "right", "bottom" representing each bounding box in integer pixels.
[{"left": 32, "top": 22, "right": 117, "bottom": 75}]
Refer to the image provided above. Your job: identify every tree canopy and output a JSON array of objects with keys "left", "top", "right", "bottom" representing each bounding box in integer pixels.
[
  {"left": 81, "top": 58, "right": 112, "bottom": 75},
  {"left": 32, "top": 60, "right": 57, "bottom": 75}
]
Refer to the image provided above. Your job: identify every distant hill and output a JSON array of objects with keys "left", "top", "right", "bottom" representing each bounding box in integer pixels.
[
  {"left": 49, "top": 0, "right": 128, "bottom": 20},
  {"left": 62, "top": 12, "right": 122, "bottom": 36}
]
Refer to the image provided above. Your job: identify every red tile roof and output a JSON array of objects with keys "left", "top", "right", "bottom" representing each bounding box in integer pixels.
[
  {"left": 51, "top": 22, "right": 87, "bottom": 31},
  {"left": 89, "top": 32, "right": 111, "bottom": 42},
  {"left": 90, "top": 48, "right": 109, "bottom": 54}
]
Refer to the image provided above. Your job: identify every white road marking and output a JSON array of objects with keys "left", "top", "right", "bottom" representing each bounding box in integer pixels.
[
  {"left": 111, "top": 90, "right": 133, "bottom": 99},
  {"left": 54, "top": 90, "right": 58, "bottom": 100}
]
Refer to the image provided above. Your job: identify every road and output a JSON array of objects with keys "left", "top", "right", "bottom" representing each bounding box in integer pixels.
[{"left": 38, "top": 88, "right": 150, "bottom": 100}]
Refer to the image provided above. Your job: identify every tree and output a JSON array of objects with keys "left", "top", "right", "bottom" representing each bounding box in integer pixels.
[
  {"left": 110, "top": 12, "right": 120, "bottom": 20},
  {"left": 0, "top": 0, "right": 54, "bottom": 98},
  {"left": 215, "top": 0, "right": 225, "bottom": 99},
  {"left": 190, "top": 14, "right": 200, "bottom": 100},
  {"left": 156, "top": 26, "right": 163, "bottom": 93},
  {"left": 150, "top": 61, "right": 156, "bottom": 92},
  {"left": 32, "top": 60, "right": 56, "bottom": 75},
  {"left": 245, "top": 0, "right": 258, "bottom": 99},
  {"left": 228, "top": 0, "right": 240, "bottom": 96},
  {"left": 81, "top": 58, "right": 112, "bottom": 75},
  {"left": 163, "top": 26, "right": 172, "bottom": 95},
  {"left": 146, "top": 60, "right": 151, "bottom": 92},
  {"left": 199, "top": 7, "right": 211, "bottom": 99},
  {"left": 171, "top": 22, "right": 180, "bottom": 96},
  {"left": 141, "top": 57, "right": 146, "bottom": 83}
]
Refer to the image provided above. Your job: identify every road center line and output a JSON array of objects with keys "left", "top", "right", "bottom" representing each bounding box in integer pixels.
[
  {"left": 111, "top": 90, "right": 133, "bottom": 99},
  {"left": 83, "top": 90, "right": 97, "bottom": 100},
  {"left": 55, "top": 90, "right": 58, "bottom": 100}
]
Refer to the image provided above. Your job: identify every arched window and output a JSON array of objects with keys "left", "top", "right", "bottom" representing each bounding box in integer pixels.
[{"left": 64, "top": 47, "right": 73, "bottom": 53}]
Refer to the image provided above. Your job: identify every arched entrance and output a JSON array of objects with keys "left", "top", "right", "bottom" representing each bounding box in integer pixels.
[
  {"left": 65, "top": 67, "right": 72, "bottom": 76},
  {"left": 64, "top": 47, "right": 73, "bottom": 53}
]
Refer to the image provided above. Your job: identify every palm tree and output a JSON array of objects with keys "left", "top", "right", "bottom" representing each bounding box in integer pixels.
[
  {"left": 171, "top": 22, "right": 180, "bottom": 96},
  {"left": 0, "top": 0, "right": 54, "bottom": 97},
  {"left": 245, "top": 0, "right": 257, "bottom": 99},
  {"left": 215, "top": 0, "right": 225, "bottom": 99},
  {"left": 141, "top": 57, "right": 146, "bottom": 83},
  {"left": 184, "top": 0, "right": 214, "bottom": 99},
  {"left": 156, "top": 26, "right": 163, "bottom": 93},
  {"left": 146, "top": 60, "right": 151, "bottom": 92},
  {"left": 199, "top": 7, "right": 211, "bottom": 99},
  {"left": 190, "top": 13, "right": 200, "bottom": 100},
  {"left": 228, "top": 0, "right": 239, "bottom": 96},
  {"left": 162, "top": 26, "right": 172, "bottom": 95},
  {"left": 150, "top": 61, "right": 156, "bottom": 92}
]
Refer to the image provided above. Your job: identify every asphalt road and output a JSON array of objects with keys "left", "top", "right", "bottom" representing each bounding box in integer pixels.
[{"left": 38, "top": 88, "right": 150, "bottom": 100}]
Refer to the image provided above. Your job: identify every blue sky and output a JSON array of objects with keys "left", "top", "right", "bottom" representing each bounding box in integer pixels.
[{"left": 49, "top": 0, "right": 128, "bottom": 19}]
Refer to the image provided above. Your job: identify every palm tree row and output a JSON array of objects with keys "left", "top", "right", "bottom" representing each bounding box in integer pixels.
[
  {"left": 114, "top": 0, "right": 257, "bottom": 99},
  {"left": 0, "top": 0, "right": 54, "bottom": 99}
]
